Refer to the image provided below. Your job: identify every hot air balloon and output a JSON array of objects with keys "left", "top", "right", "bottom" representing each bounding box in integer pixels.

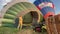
[{"left": 34, "top": 0, "right": 55, "bottom": 19}]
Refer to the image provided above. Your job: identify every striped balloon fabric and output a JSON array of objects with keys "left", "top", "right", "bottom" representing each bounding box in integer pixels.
[{"left": 34, "top": 0, "right": 55, "bottom": 19}]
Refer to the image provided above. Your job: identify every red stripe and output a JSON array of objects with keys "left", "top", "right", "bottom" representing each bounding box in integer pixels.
[
  {"left": 37, "top": 6, "right": 41, "bottom": 10},
  {"left": 44, "top": 12, "right": 55, "bottom": 19},
  {"left": 52, "top": 4, "right": 54, "bottom": 8}
]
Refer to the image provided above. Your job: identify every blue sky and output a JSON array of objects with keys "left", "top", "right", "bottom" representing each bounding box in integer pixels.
[
  {"left": 28, "top": 0, "right": 60, "bottom": 14},
  {"left": 52, "top": 0, "right": 60, "bottom": 14}
]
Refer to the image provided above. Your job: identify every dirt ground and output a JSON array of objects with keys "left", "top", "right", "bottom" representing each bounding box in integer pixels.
[{"left": 17, "top": 28, "right": 47, "bottom": 34}]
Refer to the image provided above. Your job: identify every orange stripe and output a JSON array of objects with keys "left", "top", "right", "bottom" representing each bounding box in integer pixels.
[{"left": 44, "top": 12, "right": 55, "bottom": 19}]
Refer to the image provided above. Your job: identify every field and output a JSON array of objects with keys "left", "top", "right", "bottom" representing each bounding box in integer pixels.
[{"left": 0, "top": 24, "right": 47, "bottom": 34}]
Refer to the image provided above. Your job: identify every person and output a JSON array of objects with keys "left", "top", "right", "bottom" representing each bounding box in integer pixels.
[{"left": 17, "top": 16, "right": 23, "bottom": 30}]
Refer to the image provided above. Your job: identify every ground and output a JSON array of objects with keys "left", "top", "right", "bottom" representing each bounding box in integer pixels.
[
  {"left": 0, "top": 23, "right": 47, "bottom": 34},
  {"left": 0, "top": 26, "right": 47, "bottom": 34}
]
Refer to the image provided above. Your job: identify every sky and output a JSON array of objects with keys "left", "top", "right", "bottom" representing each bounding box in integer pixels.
[
  {"left": 28, "top": 0, "right": 60, "bottom": 14},
  {"left": 0, "top": 0, "right": 12, "bottom": 11},
  {"left": 52, "top": 0, "right": 60, "bottom": 14}
]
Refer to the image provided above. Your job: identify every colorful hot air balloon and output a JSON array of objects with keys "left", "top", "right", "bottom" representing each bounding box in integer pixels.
[{"left": 34, "top": 0, "right": 55, "bottom": 19}]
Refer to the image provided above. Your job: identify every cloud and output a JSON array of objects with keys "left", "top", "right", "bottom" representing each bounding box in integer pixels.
[
  {"left": 0, "top": 0, "right": 12, "bottom": 5},
  {"left": 28, "top": 0, "right": 36, "bottom": 3},
  {"left": 0, "top": 0, "right": 12, "bottom": 11}
]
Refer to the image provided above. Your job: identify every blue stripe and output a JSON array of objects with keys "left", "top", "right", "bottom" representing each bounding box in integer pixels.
[
  {"left": 34, "top": 0, "right": 53, "bottom": 6},
  {"left": 40, "top": 7, "right": 55, "bottom": 16},
  {"left": 34, "top": 0, "right": 40, "bottom": 6},
  {"left": 38, "top": 0, "right": 53, "bottom": 3}
]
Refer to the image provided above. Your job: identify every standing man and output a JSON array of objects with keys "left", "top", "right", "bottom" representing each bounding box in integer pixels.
[{"left": 17, "top": 16, "right": 23, "bottom": 30}]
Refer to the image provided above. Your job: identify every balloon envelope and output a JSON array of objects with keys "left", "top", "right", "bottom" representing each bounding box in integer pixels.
[{"left": 34, "top": 0, "right": 55, "bottom": 19}]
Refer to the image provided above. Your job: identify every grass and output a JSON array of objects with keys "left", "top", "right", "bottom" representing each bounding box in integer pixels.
[
  {"left": 0, "top": 26, "right": 18, "bottom": 34},
  {"left": 0, "top": 23, "right": 47, "bottom": 34},
  {"left": 0, "top": 26, "right": 47, "bottom": 34},
  {"left": 0, "top": 23, "right": 18, "bottom": 34}
]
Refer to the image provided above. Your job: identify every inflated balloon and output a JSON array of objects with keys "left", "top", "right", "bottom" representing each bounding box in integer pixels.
[{"left": 34, "top": 0, "right": 55, "bottom": 19}]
